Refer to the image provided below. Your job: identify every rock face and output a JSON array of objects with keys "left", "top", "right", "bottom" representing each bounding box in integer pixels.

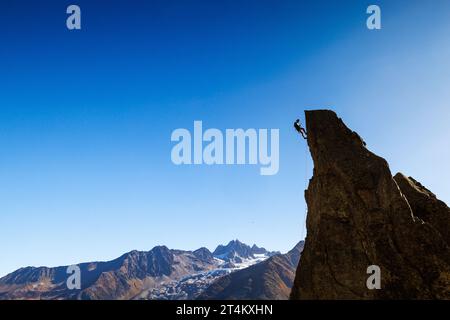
[
  {"left": 290, "top": 110, "right": 450, "bottom": 300},
  {"left": 393, "top": 173, "right": 450, "bottom": 246},
  {"left": 199, "top": 241, "right": 304, "bottom": 300}
]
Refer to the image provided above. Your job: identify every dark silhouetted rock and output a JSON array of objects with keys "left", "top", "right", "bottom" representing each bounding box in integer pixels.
[
  {"left": 394, "top": 173, "right": 450, "bottom": 246},
  {"left": 290, "top": 110, "right": 450, "bottom": 300}
]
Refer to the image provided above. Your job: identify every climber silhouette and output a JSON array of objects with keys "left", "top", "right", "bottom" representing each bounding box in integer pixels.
[{"left": 294, "top": 119, "right": 307, "bottom": 139}]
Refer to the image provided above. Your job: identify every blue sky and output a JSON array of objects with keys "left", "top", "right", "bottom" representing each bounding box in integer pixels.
[{"left": 1, "top": 0, "right": 450, "bottom": 277}]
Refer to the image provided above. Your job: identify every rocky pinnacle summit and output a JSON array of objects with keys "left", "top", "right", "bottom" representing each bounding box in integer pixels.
[{"left": 291, "top": 110, "right": 450, "bottom": 299}]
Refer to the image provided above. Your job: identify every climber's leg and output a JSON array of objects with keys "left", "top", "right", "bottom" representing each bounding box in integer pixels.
[{"left": 300, "top": 129, "right": 307, "bottom": 139}]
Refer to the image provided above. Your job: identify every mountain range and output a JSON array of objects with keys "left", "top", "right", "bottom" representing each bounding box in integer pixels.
[{"left": 0, "top": 239, "right": 301, "bottom": 300}]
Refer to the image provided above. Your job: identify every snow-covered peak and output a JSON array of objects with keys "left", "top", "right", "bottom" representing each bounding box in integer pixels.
[{"left": 212, "top": 240, "right": 276, "bottom": 264}]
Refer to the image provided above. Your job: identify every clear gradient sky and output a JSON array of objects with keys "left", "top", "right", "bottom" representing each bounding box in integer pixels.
[{"left": 1, "top": 0, "right": 450, "bottom": 277}]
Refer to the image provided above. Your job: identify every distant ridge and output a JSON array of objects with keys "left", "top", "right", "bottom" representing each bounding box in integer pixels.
[{"left": 0, "top": 240, "right": 286, "bottom": 300}]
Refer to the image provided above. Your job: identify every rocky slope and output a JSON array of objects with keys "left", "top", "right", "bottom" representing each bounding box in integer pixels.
[
  {"left": 393, "top": 173, "right": 450, "bottom": 247},
  {"left": 198, "top": 241, "right": 303, "bottom": 300},
  {"left": 0, "top": 240, "right": 276, "bottom": 300},
  {"left": 291, "top": 110, "right": 450, "bottom": 299},
  {"left": 0, "top": 246, "right": 211, "bottom": 300}
]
